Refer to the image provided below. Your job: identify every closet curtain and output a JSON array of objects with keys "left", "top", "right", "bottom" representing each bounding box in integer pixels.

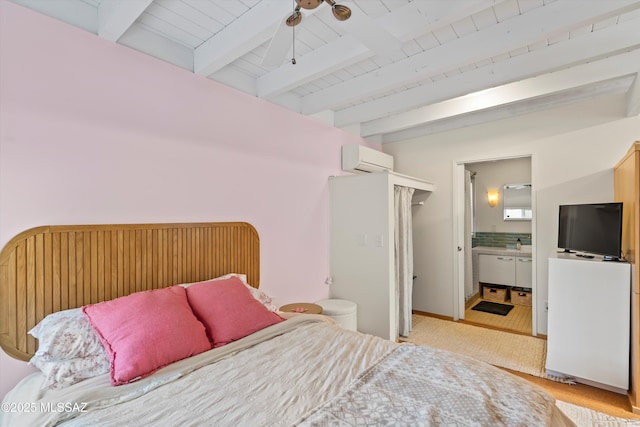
[{"left": 395, "top": 185, "right": 415, "bottom": 338}]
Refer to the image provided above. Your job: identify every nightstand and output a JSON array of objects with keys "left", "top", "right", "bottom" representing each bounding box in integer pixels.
[{"left": 279, "top": 302, "right": 323, "bottom": 315}]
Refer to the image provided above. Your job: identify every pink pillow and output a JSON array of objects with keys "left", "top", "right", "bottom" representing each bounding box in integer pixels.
[
  {"left": 83, "top": 286, "right": 211, "bottom": 385},
  {"left": 179, "top": 273, "right": 278, "bottom": 311},
  {"left": 185, "top": 276, "right": 284, "bottom": 347}
]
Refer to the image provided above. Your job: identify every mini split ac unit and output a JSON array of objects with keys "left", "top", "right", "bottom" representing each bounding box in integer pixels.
[{"left": 342, "top": 144, "right": 394, "bottom": 173}]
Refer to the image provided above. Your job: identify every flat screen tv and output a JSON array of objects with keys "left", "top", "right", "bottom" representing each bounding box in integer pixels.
[{"left": 558, "top": 202, "right": 623, "bottom": 259}]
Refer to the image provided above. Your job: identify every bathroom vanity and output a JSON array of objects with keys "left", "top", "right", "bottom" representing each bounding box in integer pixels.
[{"left": 473, "top": 246, "right": 532, "bottom": 289}]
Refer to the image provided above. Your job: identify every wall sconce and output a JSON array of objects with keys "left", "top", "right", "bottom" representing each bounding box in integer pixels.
[{"left": 487, "top": 190, "right": 499, "bottom": 207}]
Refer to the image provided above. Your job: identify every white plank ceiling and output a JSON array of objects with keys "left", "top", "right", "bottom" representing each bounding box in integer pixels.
[{"left": 8, "top": 0, "right": 640, "bottom": 142}]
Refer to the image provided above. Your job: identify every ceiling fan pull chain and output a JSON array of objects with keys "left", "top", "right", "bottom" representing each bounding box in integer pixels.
[
  {"left": 291, "top": 16, "right": 297, "bottom": 64},
  {"left": 291, "top": 0, "right": 297, "bottom": 65}
]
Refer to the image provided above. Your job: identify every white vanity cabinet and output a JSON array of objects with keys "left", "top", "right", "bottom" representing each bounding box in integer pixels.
[
  {"left": 478, "top": 254, "right": 515, "bottom": 286},
  {"left": 515, "top": 257, "right": 532, "bottom": 287},
  {"left": 477, "top": 252, "right": 532, "bottom": 287}
]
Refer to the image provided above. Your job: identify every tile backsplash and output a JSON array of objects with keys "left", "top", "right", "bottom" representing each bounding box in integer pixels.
[{"left": 472, "top": 232, "right": 532, "bottom": 248}]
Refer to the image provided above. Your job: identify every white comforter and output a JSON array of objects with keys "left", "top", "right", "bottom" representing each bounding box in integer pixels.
[{"left": 2, "top": 315, "right": 574, "bottom": 426}]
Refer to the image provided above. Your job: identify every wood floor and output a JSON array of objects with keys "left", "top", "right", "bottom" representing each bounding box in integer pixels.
[
  {"left": 464, "top": 294, "right": 532, "bottom": 334},
  {"left": 506, "top": 367, "right": 640, "bottom": 420}
]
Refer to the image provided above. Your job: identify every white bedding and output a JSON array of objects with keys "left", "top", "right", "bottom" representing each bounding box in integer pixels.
[{"left": 2, "top": 315, "right": 575, "bottom": 426}]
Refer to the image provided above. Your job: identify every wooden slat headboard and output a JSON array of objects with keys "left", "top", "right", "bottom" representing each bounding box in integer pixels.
[{"left": 0, "top": 222, "right": 260, "bottom": 361}]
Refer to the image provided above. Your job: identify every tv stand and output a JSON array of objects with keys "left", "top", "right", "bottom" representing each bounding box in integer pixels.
[
  {"left": 546, "top": 253, "right": 630, "bottom": 392},
  {"left": 558, "top": 249, "right": 575, "bottom": 254}
]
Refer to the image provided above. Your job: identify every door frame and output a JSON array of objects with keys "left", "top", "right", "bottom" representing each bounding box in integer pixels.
[{"left": 452, "top": 154, "right": 538, "bottom": 336}]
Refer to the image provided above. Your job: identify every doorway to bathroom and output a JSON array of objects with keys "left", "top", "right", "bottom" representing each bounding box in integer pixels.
[{"left": 453, "top": 155, "right": 535, "bottom": 336}]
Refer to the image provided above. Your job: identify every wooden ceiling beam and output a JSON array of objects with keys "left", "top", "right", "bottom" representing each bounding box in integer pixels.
[
  {"left": 361, "top": 50, "right": 640, "bottom": 138},
  {"left": 98, "top": 0, "right": 152, "bottom": 42},
  {"left": 336, "top": 16, "right": 640, "bottom": 127},
  {"left": 194, "top": 1, "right": 291, "bottom": 77},
  {"left": 627, "top": 72, "right": 640, "bottom": 117},
  {"left": 256, "top": 0, "right": 497, "bottom": 99},
  {"left": 302, "top": 0, "right": 640, "bottom": 115}
]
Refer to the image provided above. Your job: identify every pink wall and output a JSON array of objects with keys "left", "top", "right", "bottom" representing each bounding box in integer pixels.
[{"left": 0, "top": 1, "right": 378, "bottom": 397}]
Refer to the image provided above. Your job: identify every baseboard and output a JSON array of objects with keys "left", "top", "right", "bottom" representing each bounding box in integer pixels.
[
  {"left": 630, "top": 390, "right": 640, "bottom": 415},
  {"left": 545, "top": 370, "right": 628, "bottom": 395},
  {"left": 465, "top": 292, "right": 481, "bottom": 309},
  {"left": 412, "top": 310, "right": 453, "bottom": 321}
]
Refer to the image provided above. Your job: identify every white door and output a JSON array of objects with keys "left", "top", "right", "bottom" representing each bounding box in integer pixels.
[
  {"left": 453, "top": 158, "right": 537, "bottom": 335},
  {"left": 453, "top": 163, "right": 465, "bottom": 320}
]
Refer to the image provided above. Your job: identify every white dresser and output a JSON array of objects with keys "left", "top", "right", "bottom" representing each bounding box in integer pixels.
[{"left": 546, "top": 252, "right": 630, "bottom": 392}]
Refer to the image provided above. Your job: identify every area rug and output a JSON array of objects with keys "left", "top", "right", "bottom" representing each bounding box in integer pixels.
[
  {"left": 555, "top": 400, "right": 640, "bottom": 427},
  {"left": 404, "top": 315, "right": 562, "bottom": 381},
  {"left": 403, "top": 316, "right": 640, "bottom": 423},
  {"left": 472, "top": 300, "right": 514, "bottom": 316}
]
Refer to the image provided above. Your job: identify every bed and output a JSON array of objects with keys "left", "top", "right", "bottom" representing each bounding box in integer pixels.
[{"left": 0, "top": 222, "right": 575, "bottom": 426}]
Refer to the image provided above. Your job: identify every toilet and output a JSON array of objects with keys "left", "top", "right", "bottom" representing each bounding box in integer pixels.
[{"left": 315, "top": 299, "right": 357, "bottom": 331}]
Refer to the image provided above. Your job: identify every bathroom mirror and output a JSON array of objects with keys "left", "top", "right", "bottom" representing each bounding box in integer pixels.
[{"left": 503, "top": 183, "right": 532, "bottom": 221}]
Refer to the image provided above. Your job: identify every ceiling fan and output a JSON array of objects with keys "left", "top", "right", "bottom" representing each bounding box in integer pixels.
[
  {"left": 285, "top": 0, "right": 352, "bottom": 27},
  {"left": 261, "top": 0, "right": 402, "bottom": 67}
]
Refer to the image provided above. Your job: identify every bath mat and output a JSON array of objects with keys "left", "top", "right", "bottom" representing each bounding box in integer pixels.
[{"left": 472, "top": 301, "right": 513, "bottom": 316}]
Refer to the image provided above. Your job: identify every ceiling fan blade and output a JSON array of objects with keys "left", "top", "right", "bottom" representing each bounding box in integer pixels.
[
  {"left": 262, "top": 14, "right": 297, "bottom": 67},
  {"left": 341, "top": 2, "right": 402, "bottom": 57}
]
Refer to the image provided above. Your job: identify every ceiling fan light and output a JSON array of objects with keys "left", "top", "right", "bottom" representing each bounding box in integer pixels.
[
  {"left": 332, "top": 4, "right": 351, "bottom": 21},
  {"left": 286, "top": 11, "right": 302, "bottom": 27},
  {"left": 296, "top": 0, "right": 322, "bottom": 10}
]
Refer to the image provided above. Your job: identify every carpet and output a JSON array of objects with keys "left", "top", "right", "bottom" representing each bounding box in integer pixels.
[
  {"left": 404, "top": 315, "right": 563, "bottom": 381},
  {"left": 472, "top": 300, "right": 514, "bottom": 316},
  {"left": 555, "top": 400, "right": 640, "bottom": 427},
  {"left": 404, "top": 315, "right": 640, "bottom": 424}
]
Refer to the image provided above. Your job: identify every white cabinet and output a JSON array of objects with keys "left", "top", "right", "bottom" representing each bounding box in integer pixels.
[
  {"left": 546, "top": 253, "right": 630, "bottom": 392},
  {"left": 515, "top": 257, "right": 532, "bottom": 287},
  {"left": 478, "top": 253, "right": 532, "bottom": 288},
  {"left": 329, "top": 171, "right": 434, "bottom": 341},
  {"left": 478, "top": 254, "right": 515, "bottom": 286}
]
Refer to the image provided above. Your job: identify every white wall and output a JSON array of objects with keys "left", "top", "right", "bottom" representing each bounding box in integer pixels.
[
  {"left": 329, "top": 173, "right": 394, "bottom": 339},
  {"left": 0, "top": 1, "right": 378, "bottom": 398},
  {"left": 384, "top": 93, "right": 639, "bottom": 334},
  {"left": 470, "top": 158, "right": 532, "bottom": 234}
]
